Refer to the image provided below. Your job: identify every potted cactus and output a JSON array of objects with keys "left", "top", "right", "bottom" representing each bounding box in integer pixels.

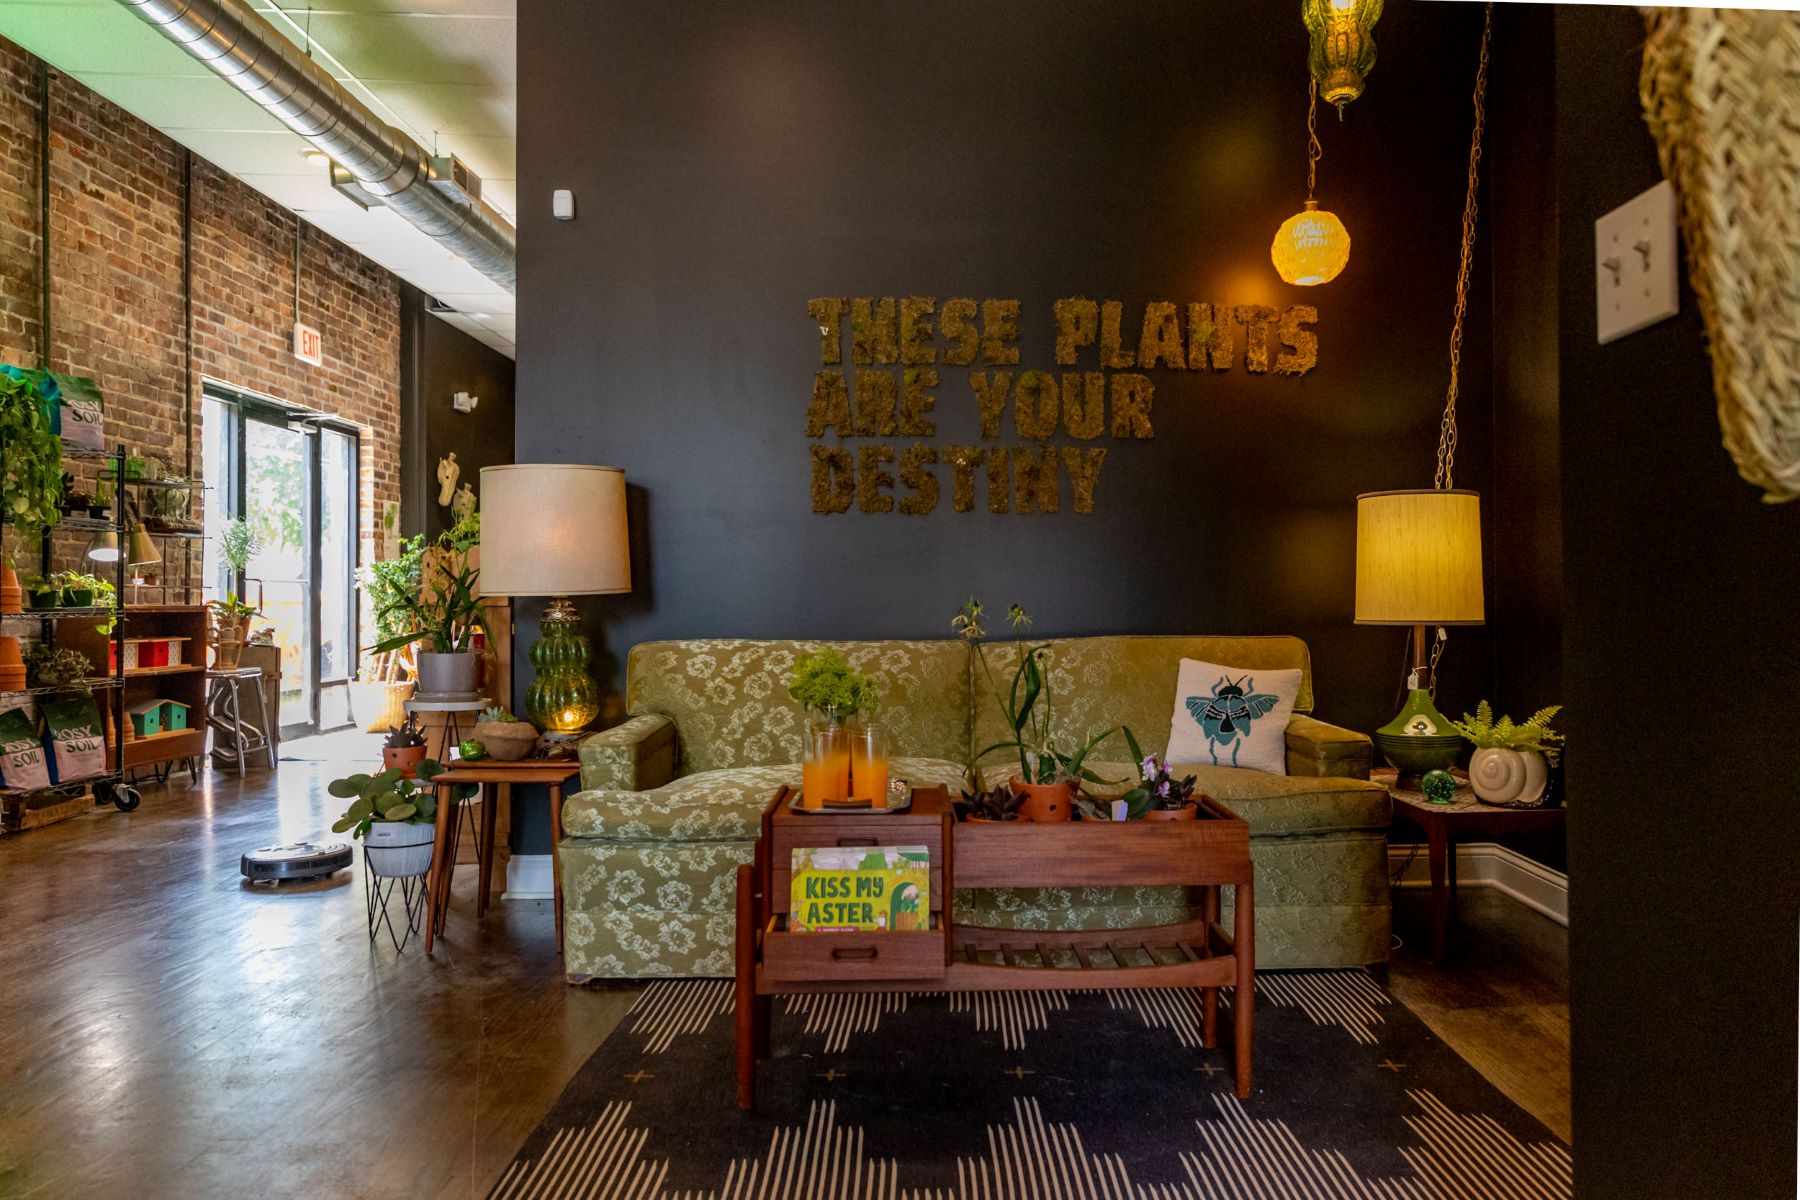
[
  {"left": 472, "top": 705, "right": 538, "bottom": 761},
  {"left": 329, "top": 762, "right": 445, "bottom": 878},
  {"left": 381, "top": 715, "right": 429, "bottom": 777}
]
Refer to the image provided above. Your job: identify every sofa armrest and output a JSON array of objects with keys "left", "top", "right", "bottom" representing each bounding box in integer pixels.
[
  {"left": 1285, "top": 715, "right": 1373, "bottom": 780},
  {"left": 579, "top": 714, "right": 678, "bottom": 792}
]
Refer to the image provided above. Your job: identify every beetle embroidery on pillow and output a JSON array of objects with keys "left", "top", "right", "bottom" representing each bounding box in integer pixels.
[{"left": 1185, "top": 675, "right": 1279, "bottom": 768}]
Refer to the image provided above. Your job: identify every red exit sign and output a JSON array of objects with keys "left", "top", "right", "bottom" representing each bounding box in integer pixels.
[{"left": 293, "top": 322, "right": 323, "bottom": 366}]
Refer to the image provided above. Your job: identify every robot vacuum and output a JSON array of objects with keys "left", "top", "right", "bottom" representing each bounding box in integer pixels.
[{"left": 241, "top": 841, "right": 354, "bottom": 884}]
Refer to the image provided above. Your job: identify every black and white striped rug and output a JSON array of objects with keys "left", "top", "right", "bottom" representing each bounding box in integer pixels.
[{"left": 491, "top": 972, "right": 1569, "bottom": 1199}]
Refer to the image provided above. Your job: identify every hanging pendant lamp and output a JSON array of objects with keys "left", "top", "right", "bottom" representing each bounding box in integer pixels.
[
  {"left": 1272, "top": 80, "right": 1351, "bottom": 286},
  {"left": 1304, "top": 0, "right": 1384, "bottom": 114},
  {"left": 1355, "top": 3, "right": 1494, "bottom": 778}
]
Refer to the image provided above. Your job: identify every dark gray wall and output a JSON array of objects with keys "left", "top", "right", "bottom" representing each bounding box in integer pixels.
[
  {"left": 515, "top": 0, "right": 1511, "bottom": 739},
  {"left": 400, "top": 283, "right": 517, "bottom": 540},
  {"left": 1555, "top": 11, "right": 1799, "bottom": 1198}
]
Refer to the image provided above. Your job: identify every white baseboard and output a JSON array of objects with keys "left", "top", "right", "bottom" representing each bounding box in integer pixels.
[
  {"left": 502, "top": 853, "right": 555, "bottom": 901},
  {"left": 1389, "top": 842, "right": 1568, "bottom": 927}
]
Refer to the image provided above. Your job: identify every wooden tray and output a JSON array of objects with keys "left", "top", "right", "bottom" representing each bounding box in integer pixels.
[{"left": 785, "top": 791, "right": 912, "bottom": 815}]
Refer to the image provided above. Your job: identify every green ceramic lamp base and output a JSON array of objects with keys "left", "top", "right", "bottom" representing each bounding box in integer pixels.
[{"left": 524, "top": 597, "right": 600, "bottom": 734}]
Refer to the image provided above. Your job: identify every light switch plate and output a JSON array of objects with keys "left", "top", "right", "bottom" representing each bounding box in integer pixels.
[{"left": 1595, "top": 179, "right": 1679, "bottom": 344}]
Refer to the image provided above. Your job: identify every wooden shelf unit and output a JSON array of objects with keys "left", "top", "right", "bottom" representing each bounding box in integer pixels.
[{"left": 60, "top": 606, "right": 209, "bottom": 782}]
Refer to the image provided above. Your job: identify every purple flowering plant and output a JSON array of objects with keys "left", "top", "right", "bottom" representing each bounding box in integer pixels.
[{"left": 1121, "top": 739, "right": 1198, "bottom": 816}]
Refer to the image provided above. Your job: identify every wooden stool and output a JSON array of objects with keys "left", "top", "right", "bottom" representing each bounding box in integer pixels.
[{"left": 205, "top": 668, "right": 276, "bottom": 772}]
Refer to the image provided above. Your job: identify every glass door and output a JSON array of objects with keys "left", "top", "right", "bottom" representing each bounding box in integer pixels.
[
  {"left": 203, "top": 386, "right": 361, "bottom": 739},
  {"left": 244, "top": 414, "right": 314, "bottom": 734}
]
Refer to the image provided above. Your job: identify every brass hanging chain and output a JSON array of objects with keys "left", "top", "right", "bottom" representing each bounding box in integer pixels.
[
  {"left": 1306, "top": 78, "right": 1322, "bottom": 200},
  {"left": 1434, "top": 3, "right": 1493, "bottom": 492}
]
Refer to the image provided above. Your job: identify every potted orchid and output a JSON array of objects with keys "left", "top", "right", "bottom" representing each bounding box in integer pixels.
[
  {"left": 956, "top": 597, "right": 1128, "bottom": 822},
  {"left": 1122, "top": 744, "right": 1201, "bottom": 822}
]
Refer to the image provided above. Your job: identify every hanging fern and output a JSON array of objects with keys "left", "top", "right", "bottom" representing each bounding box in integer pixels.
[{"left": 1450, "top": 700, "right": 1564, "bottom": 753}]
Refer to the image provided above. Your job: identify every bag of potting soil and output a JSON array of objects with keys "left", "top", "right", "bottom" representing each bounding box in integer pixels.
[
  {"left": 0, "top": 703, "right": 49, "bottom": 792},
  {"left": 50, "top": 373, "right": 105, "bottom": 453},
  {"left": 42, "top": 693, "right": 105, "bottom": 783}
]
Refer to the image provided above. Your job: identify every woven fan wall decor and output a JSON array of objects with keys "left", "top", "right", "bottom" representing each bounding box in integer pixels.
[{"left": 1639, "top": 9, "right": 1800, "bottom": 504}]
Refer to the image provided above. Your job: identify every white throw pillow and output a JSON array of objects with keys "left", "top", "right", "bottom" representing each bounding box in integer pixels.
[{"left": 1164, "top": 659, "right": 1302, "bottom": 775}]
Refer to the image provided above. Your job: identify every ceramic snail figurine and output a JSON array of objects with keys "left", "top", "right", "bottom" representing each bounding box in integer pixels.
[{"left": 1468, "top": 748, "right": 1550, "bottom": 808}]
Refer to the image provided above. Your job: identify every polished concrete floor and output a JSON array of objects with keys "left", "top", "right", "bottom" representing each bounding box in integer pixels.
[{"left": 0, "top": 759, "right": 1570, "bottom": 1198}]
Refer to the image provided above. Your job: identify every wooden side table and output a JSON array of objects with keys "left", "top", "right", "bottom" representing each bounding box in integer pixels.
[
  {"left": 1381, "top": 768, "right": 1566, "bottom": 964},
  {"left": 737, "top": 785, "right": 1255, "bottom": 1109},
  {"left": 424, "top": 758, "right": 580, "bottom": 957}
]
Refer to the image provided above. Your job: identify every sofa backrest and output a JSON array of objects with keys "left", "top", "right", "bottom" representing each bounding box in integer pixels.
[
  {"left": 970, "top": 635, "right": 1316, "bottom": 767},
  {"left": 626, "top": 639, "right": 973, "bottom": 775}
]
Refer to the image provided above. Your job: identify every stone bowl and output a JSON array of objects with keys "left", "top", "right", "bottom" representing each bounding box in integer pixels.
[{"left": 473, "top": 721, "right": 539, "bottom": 761}]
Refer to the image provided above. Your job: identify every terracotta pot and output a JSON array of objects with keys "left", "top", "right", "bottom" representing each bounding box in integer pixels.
[
  {"left": 1141, "top": 802, "right": 1199, "bottom": 822},
  {"left": 0, "top": 635, "right": 24, "bottom": 691},
  {"left": 382, "top": 744, "right": 428, "bottom": 778},
  {"left": 0, "top": 564, "right": 19, "bottom": 615},
  {"left": 1009, "top": 778, "right": 1075, "bottom": 823}
]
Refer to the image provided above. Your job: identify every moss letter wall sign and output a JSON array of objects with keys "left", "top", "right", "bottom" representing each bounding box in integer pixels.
[{"left": 806, "top": 297, "right": 1319, "bottom": 515}]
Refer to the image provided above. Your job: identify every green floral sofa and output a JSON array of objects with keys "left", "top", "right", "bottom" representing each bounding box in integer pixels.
[{"left": 561, "top": 636, "right": 1389, "bottom": 981}]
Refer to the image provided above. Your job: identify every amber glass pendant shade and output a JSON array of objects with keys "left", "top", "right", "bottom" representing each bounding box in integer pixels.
[
  {"left": 524, "top": 598, "right": 601, "bottom": 734},
  {"left": 1304, "top": 0, "right": 1383, "bottom": 111},
  {"left": 1272, "top": 200, "right": 1352, "bottom": 286}
]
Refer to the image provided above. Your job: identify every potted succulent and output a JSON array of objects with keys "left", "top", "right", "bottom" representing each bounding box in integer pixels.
[
  {"left": 381, "top": 715, "right": 429, "bottom": 777},
  {"left": 953, "top": 783, "right": 1026, "bottom": 823},
  {"left": 472, "top": 705, "right": 538, "bottom": 761},
  {"left": 1124, "top": 747, "right": 1201, "bottom": 821},
  {"left": 955, "top": 598, "right": 1128, "bottom": 822},
  {"left": 329, "top": 761, "right": 445, "bottom": 878},
  {"left": 368, "top": 521, "right": 485, "bottom": 697},
  {"left": 1450, "top": 701, "right": 1563, "bottom": 809}
]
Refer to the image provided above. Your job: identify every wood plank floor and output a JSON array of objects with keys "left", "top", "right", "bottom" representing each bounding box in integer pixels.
[{"left": 0, "top": 757, "right": 1570, "bottom": 1198}]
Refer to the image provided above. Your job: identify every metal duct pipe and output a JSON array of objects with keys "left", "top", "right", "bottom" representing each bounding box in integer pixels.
[{"left": 116, "top": 0, "right": 516, "bottom": 292}]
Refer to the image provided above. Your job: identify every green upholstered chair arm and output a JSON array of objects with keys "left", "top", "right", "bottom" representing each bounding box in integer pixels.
[
  {"left": 1285, "top": 715, "right": 1373, "bottom": 780},
  {"left": 579, "top": 714, "right": 678, "bottom": 792}
]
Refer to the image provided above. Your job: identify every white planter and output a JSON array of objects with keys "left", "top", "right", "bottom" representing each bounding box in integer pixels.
[
  {"left": 363, "top": 821, "right": 435, "bottom": 878},
  {"left": 1468, "top": 747, "right": 1550, "bottom": 808}
]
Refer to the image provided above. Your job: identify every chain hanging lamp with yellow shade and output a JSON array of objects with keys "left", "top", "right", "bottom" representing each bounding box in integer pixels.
[
  {"left": 1304, "top": 0, "right": 1383, "bottom": 113},
  {"left": 1272, "top": 79, "right": 1351, "bottom": 286},
  {"left": 1355, "top": 4, "right": 1494, "bottom": 783}
]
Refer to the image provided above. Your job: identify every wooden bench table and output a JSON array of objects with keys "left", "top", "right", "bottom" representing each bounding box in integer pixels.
[{"left": 735, "top": 784, "right": 1255, "bottom": 1109}]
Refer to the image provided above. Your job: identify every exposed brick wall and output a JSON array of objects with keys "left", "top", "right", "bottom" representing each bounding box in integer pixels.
[{"left": 0, "top": 34, "right": 401, "bottom": 606}]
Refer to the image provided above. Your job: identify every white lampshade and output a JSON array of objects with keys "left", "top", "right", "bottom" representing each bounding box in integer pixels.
[
  {"left": 478, "top": 464, "right": 631, "bottom": 597},
  {"left": 1354, "top": 489, "right": 1485, "bottom": 625}
]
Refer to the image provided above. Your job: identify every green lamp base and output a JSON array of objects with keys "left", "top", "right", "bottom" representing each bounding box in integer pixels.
[
  {"left": 1372, "top": 680, "right": 1463, "bottom": 788},
  {"left": 525, "top": 597, "right": 600, "bottom": 734}
]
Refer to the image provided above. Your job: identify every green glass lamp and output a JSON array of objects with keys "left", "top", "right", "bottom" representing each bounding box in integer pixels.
[{"left": 477, "top": 464, "right": 631, "bottom": 736}]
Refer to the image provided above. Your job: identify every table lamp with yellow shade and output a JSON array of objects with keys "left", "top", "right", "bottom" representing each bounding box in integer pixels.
[
  {"left": 1355, "top": 488, "right": 1484, "bottom": 784},
  {"left": 478, "top": 464, "right": 631, "bottom": 736}
]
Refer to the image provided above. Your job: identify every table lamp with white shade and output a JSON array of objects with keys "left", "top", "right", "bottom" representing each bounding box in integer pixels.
[{"left": 478, "top": 464, "right": 631, "bottom": 735}]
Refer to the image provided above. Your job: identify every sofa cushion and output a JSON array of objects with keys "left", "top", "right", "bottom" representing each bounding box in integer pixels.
[
  {"left": 564, "top": 756, "right": 969, "bottom": 843},
  {"left": 977, "top": 760, "right": 1389, "bottom": 836},
  {"left": 627, "top": 639, "right": 973, "bottom": 774},
  {"left": 971, "top": 635, "right": 1316, "bottom": 766}
]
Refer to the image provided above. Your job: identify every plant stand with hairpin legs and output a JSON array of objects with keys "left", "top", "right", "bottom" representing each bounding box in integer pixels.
[{"left": 365, "top": 866, "right": 429, "bottom": 952}]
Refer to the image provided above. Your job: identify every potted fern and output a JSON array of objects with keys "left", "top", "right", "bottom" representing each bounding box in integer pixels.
[{"left": 1450, "top": 702, "right": 1563, "bottom": 809}]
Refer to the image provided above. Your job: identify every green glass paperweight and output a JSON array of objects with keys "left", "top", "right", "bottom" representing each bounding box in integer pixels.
[
  {"left": 1420, "top": 769, "right": 1459, "bottom": 805},
  {"left": 525, "top": 598, "right": 601, "bottom": 734}
]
